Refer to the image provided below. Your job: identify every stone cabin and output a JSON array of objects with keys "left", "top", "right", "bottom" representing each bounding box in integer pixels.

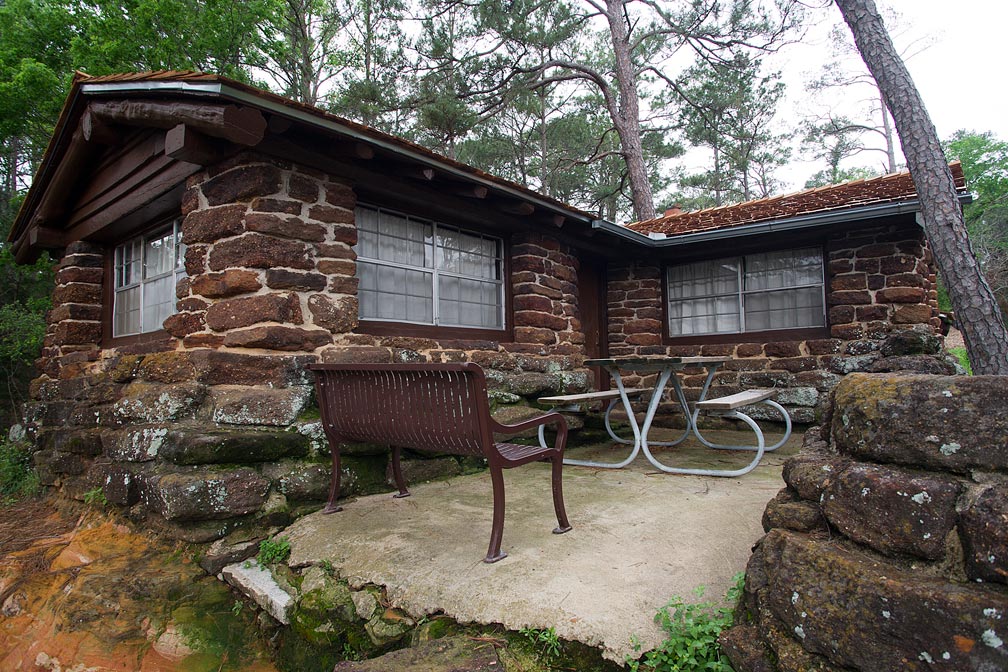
[{"left": 7, "top": 71, "right": 968, "bottom": 536}]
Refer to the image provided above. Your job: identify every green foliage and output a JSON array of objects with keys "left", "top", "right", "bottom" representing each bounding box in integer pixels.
[
  {"left": 520, "top": 626, "right": 562, "bottom": 664},
  {"left": 83, "top": 486, "right": 108, "bottom": 507},
  {"left": 258, "top": 536, "right": 292, "bottom": 565},
  {"left": 949, "top": 347, "right": 972, "bottom": 375},
  {"left": 627, "top": 573, "right": 744, "bottom": 672},
  {"left": 945, "top": 130, "right": 1008, "bottom": 321},
  {"left": 0, "top": 439, "right": 38, "bottom": 503}
]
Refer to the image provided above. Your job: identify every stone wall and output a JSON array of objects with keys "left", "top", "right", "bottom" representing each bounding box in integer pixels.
[
  {"left": 720, "top": 372, "right": 1008, "bottom": 672},
  {"left": 23, "top": 152, "right": 592, "bottom": 541},
  {"left": 607, "top": 221, "right": 950, "bottom": 425}
]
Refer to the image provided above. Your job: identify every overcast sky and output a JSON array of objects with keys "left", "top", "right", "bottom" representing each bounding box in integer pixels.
[{"left": 769, "top": 0, "right": 1007, "bottom": 191}]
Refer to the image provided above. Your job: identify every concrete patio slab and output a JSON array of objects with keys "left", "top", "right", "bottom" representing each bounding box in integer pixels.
[{"left": 283, "top": 429, "right": 799, "bottom": 663}]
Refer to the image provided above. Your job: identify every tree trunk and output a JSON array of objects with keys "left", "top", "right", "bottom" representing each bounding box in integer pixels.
[
  {"left": 604, "top": 0, "right": 655, "bottom": 222},
  {"left": 879, "top": 92, "right": 897, "bottom": 172},
  {"left": 835, "top": 0, "right": 1008, "bottom": 374}
]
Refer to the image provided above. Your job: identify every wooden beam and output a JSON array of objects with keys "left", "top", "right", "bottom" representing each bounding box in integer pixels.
[
  {"left": 29, "top": 226, "right": 66, "bottom": 248},
  {"left": 331, "top": 140, "right": 374, "bottom": 160},
  {"left": 500, "top": 201, "right": 535, "bottom": 216},
  {"left": 267, "top": 114, "right": 293, "bottom": 134},
  {"left": 165, "top": 124, "right": 231, "bottom": 165},
  {"left": 552, "top": 214, "right": 566, "bottom": 228},
  {"left": 81, "top": 109, "right": 119, "bottom": 145},
  {"left": 405, "top": 167, "right": 436, "bottom": 181},
  {"left": 456, "top": 185, "right": 488, "bottom": 199},
  {"left": 89, "top": 100, "right": 267, "bottom": 146}
]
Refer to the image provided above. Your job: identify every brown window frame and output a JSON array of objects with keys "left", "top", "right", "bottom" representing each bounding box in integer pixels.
[
  {"left": 101, "top": 217, "right": 184, "bottom": 349},
  {"left": 352, "top": 205, "right": 514, "bottom": 342},
  {"left": 662, "top": 242, "right": 830, "bottom": 346}
]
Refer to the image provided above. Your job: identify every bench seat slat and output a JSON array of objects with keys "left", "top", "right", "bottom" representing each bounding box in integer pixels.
[
  {"left": 538, "top": 388, "right": 652, "bottom": 404},
  {"left": 696, "top": 388, "right": 776, "bottom": 411}
]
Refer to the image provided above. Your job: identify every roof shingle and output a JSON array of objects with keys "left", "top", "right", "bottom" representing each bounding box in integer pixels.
[{"left": 628, "top": 163, "right": 967, "bottom": 236}]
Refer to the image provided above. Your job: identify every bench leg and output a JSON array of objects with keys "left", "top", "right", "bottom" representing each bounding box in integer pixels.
[
  {"left": 484, "top": 466, "right": 507, "bottom": 563},
  {"left": 323, "top": 435, "right": 343, "bottom": 514},
  {"left": 551, "top": 455, "right": 572, "bottom": 535},
  {"left": 390, "top": 444, "right": 411, "bottom": 499}
]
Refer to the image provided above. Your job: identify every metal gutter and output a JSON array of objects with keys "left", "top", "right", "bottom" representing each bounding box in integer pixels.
[
  {"left": 591, "top": 193, "right": 974, "bottom": 248},
  {"left": 79, "top": 80, "right": 595, "bottom": 226}
]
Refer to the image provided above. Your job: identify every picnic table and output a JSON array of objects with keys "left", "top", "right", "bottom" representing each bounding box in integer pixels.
[{"left": 539, "top": 356, "right": 791, "bottom": 477}]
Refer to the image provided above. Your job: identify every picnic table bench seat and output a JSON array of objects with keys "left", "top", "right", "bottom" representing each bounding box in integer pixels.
[{"left": 308, "top": 362, "right": 572, "bottom": 563}]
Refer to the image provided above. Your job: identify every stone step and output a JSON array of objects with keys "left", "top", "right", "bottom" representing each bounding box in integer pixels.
[{"left": 332, "top": 636, "right": 500, "bottom": 672}]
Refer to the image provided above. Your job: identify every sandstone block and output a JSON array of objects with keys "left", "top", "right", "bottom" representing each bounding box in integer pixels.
[
  {"left": 210, "top": 386, "right": 311, "bottom": 426},
  {"left": 877, "top": 287, "right": 926, "bottom": 303},
  {"left": 805, "top": 339, "right": 842, "bottom": 355},
  {"left": 307, "top": 204, "right": 353, "bottom": 225},
  {"left": 52, "top": 283, "right": 102, "bottom": 305},
  {"left": 181, "top": 204, "right": 246, "bottom": 244},
  {"left": 184, "top": 244, "right": 208, "bottom": 275},
  {"left": 163, "top": 312, "right": 205, "bottom": 339},
  {"left": 503, "top": 371, "right": 562, "bottom": 397},
  {"left": 762, "top": 488, "right": 825, "bottom": 533},
  {"left": 261, "top": 460, "right": 330, "bottom": 501},
  {"left": 223, "top": 325, "right": 333, "bottom": 351},
  {"left": 245, "top": 212, "right": 326, "bottom": 242},
  {"left": 55, "top": 266, "right": 103, "bottom": 285},
  {"left": 49, "top": 303, "right": 102, "bottom": 322},
  {"left": 112, "top": 382, "right": 205, "bottom": 424},
  {"left": 149, "top": 467, "right": 270, "bottom": 521},
  {"left": 385, "top": 456, "right": 462, "bottom": 488},
  {"left": 325, "top": 183, "right": 356, "bottom": 209},
  {"left": 822, "top": 462, "right": 962, "bottom": 559},
  {"left": 264, "top": 269, "right": 326, "bottom": 291},
  {"left": 719, "top": 625, "right": 776, "bottom": 672},
  {"left": 746, "top": 529, "right": 1007, "bottom": 671},
  {"left": 251, "top": 197, "right": 301, "bottom": 214},
  {"left": 782, "top": 452, "right": 849, "bottom": 502},
  {"left": 288, "top": 172, "right": 320, "bottom": 202},
  {"left": 869, "top": 355, "right": 957, "bottom": 375},
  {"left": 205, "top": 293, "right": 302, "bottom": 331},
  {"left": 202, "top": 164, "right": 282, "bottom": 206},
  {"left": 159, "top": 426, "right": 311, "bottom": 465},
  {"left": 515, "top": 310, "right": 567, "bottom": 331},
  {"left": 208, "top": 233, "right": 313, "bottom": 271},
  {"left": 320, "top": 346, "right": 392, "bottom": 364},
  {"left": 830, "top": 373, "right": 1008, "bottom": 473},
  {"left": 891, "top": 303, "right": 933, "bottom": 324},
  {"left": 830, "top": 273, "right": 867, "bottom": 290},
  {"left": 308, "top": 294, "right": 358, "bottom": 333},
  {"left": 189, "top": 350, "right": 314, "bottom": 387},
  {"left": 959, "top": 484, "right": 1008, "bottom": 585},
  {"left": 190, "top": 269, "right": 262, "bottom": 298},
  {"left": 329, "top": 275, "right": 360, "bottom": 294},
  {"left": 136, "top": 351, "right": 196, "bottom": 383},
  {"left": 761, "top": 341, "right": 798, "bottom": 358},
  {"left": 827, "top": 305, "right": 855, "bottom": 324},
  {"left": 314, "top": 242, "right": 356, "bottom": 260},
  {"left": 52, "top": 321, "right": 101, "bottom": 346},
  {"left": 879, "top": 255, "right": 917, "bottom": 274}
]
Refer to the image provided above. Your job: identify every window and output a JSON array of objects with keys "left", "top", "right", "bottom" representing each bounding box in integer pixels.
[
  {"left": 667, "top": 247, "right": 824, "bottom": 337},
  {"left": 113, "top": 221, "right": 185, "bottom": 337},
  {"left": 355, "top": 206, "right": 505, "bottom": 330}
]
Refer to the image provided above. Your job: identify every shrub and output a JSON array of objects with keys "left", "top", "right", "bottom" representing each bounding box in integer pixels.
[
  {"left": 258, "top": 536, "right": 292, "bottom": 565},
  {"left": 627, "top": 573, "right": 744, "bottom": 672},
  {"left": 949, "top": 347, "right": 972, "bottom": 375},
  {"left": 0, "top": 439, "right": 39, "bottom": 504}
]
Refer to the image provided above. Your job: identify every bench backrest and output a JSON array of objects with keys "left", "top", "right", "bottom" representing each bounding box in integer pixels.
[{"left": 308, "top": 362, "right": 493, "bottom": 458}]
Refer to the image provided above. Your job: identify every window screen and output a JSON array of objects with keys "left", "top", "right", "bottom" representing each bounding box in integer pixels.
[
  {"left": 355, "top": 206, "right": 504, "bottom": 329},
  {"left": 113, "top": 221, "right": 185, "bottom": 337},
  {"left": 667, "top": 247, "right": 824, "bottom": 336}
]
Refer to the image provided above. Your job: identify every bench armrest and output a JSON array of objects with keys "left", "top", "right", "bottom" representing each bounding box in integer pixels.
[{"left": 490, "top": 412, "right": 569, "bottom": 452}]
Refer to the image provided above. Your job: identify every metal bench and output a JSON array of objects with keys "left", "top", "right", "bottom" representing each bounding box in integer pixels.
[
  {"left": 686, "top": 388, "right": 792, "bottom": 477},
  {"left": 309, "top": 362, "right": 572, "bottom": 563},
  {"left": 538, "top": 388, "right": 653, "bottom": 467}
]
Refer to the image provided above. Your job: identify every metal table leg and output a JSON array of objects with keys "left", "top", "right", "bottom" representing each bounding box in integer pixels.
[{"left": 553, "top": 367, "right": 644, "bottom": 469}]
